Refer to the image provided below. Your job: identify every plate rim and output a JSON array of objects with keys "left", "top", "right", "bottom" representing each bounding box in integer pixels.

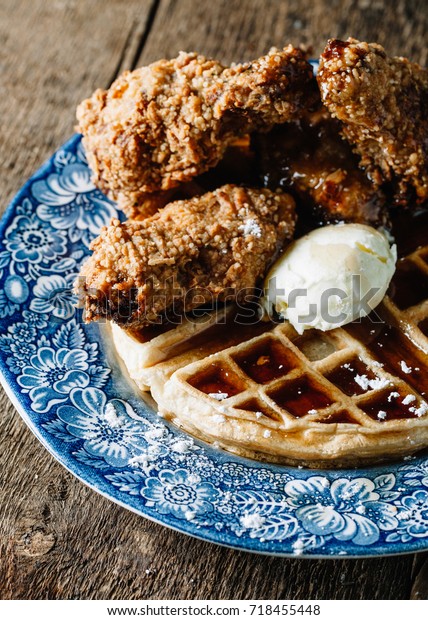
[{"left": 1, "top": 135, "right": 428, "bottom": 559}]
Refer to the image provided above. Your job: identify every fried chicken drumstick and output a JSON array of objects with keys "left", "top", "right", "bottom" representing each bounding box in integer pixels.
[
  {"left": 317, "top": 38, "right": 428, "bottom": 205},
  {"left": 77, "top": 47, "right": 317, "bottom": 209},
  {"left": 254, "top": 108, "right": 388, "bottom": 226},
  {"left": 77, "top": 185, "right": 296, "bottom": 328}
]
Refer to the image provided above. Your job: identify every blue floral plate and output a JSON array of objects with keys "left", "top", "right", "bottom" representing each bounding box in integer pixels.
[{"left": 1, "top": 133, "right": 428, "bottom": 558}]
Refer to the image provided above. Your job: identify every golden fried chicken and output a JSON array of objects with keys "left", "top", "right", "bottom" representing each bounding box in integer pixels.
[
  {"left": 77, "top": 47, "right": 317, "bottom": 207},
  {"left": 117, "top": 181, "right": 205, "bottom": 220},
  {"left": 118, "top": 137, "right": 255, "bottom": 219},
  {"left": 254, "top": 107, "right": 388, "bottom": 226},
  {"left": 76, "top": 185, "right": 296, "bottom": 328},
  {"left": 317, "top": 38, "right": 428, "bottom": 205}
]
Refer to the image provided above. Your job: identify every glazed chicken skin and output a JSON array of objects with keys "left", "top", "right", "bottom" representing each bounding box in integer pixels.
[
  {"left": 317, "top": 38, "right": 428, "bottom": 205},
  {"left": 77, "top": 185, "right": 296, "bottom": 328},
  {"left": 77, "top": 47, "right": 317, "bottom": 210},
  {"left": 255, "top": 107, "right": 388, "bottom": 226}
]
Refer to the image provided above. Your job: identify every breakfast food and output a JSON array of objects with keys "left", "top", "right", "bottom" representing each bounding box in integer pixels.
[
  {"left": 318, "top": 38, "right": 428, "bottom": 206},
  {"left": 263, "top": 224, "right": 397, "bottom": 333},
  {"left": 254, "top": 108, "right": 388, "bottom": 226},
  {"left": 77, "top": 185, "right": 296, "bottom": 328},
  {"left": 77, "top": 47, "right": 317, "bottom": 216},
  {"left": 112, "top": 212, "right": 428, "bottom": 467},
  {"left": 76, "top": 40, "right": 428, "bottom": 467},
  {"left": 111, "top": 303, "right": 271, "bottom": 392}
]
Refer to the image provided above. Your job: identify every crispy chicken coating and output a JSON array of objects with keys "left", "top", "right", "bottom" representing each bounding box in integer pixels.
[
  {"left": 77, "top": 185, "right": 296, "bottom": 328},
  {"left": 118, "top": 136, "right": 257, "bottom": 219},
  {"left": 77, "top": 47, "right": 317, "bottom": 205},
  {"left": 254, "top": 107, "right": 388, "bottom": 226},
  {"left": 117, "top": 181, "right": 205, "bottom": 220},
  {"left": 317, "top": 38, "right": 428, "bottom": 205}
]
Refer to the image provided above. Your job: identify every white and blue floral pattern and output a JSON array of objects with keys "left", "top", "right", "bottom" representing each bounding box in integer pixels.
[
  {"left": 58, "top": 388, "right": 150, "bottom": 468},
  {"left": 141, "top": 469, "right": 219, "bottom": 519},
  {"left": 32, "top": 144, "right": 117, "bottom": 247},
  {"left": 31, "top": 274, "right": 77, "bottom": 320},
  {"left": 0, "top": 128, "right": 428, "bottom": 557},
  {"left": 5, "top": 212, "right": 67, "bottom": 264},
  {"left": 284, "top": 476, "right": 398, "bottom": 546}
]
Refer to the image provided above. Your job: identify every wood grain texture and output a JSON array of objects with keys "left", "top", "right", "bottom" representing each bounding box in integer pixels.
[
  {"left": 0, "top": 0, "right": 157, "bottom": 207},
  {"left": 0, "top": 0, "right": 427, "bottom": 601},
  {"left": 411, "top": 556, "right": 428, "bottom": 600},
  {"left": 137, "top": 0, "right": 428, "bottom": 65}
]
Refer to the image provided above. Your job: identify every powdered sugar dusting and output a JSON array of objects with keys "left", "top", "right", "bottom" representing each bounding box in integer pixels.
[
  {"left": 354, "top": 374, "right": 390, "bottom": 391},
  {"left": 388, "top": 392, "right": 400, "bottom": 402},
  {"left": 239, "top": 218, "right": 262, "bottom": 238},
  {"left": 400, "top": 361, "right": 413, "bottom": 374},
  {"left": 104, "top": 402, "right": 122, "bottom": 428},
  {"left": 240, "top": 512, "right": 266, "bottom": 528},
  {"left": 209, "top": 392, "right": 229, "bottom": 401},
  {"left": 402, "top": 394, "right": 416, "bottom": 405},
  {"left": 170, "top": 438, "right": 195, "bottom": 453},
  {"left": 145, "top": 427, "right": 167, "bottom": 441},
  {"left": 409, "top": 402, "right": 428, "bottom": 417},
  {"left": 213, "top": 414, "right": 226, "bottom": 423}
]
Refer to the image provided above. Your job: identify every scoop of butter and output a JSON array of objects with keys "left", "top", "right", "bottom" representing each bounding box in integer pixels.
[{"left": 262, "top": 223, "right": 397, "bottom": 334}]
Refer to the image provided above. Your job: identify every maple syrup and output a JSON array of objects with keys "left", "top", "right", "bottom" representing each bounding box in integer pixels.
[
  {"left": 255, "top": 110, "right": 387, "bottom": 228},
  {"left": 389, "top": 208, "right": 428, "bottom": 257},
  {"left": 319, "top": 411, "right": 358, "bottom": 424},
  {"left": 346, "top": 316, "right": 428, "bottom": 396},
  {"left": 388, "top": 259, "right": 428, "bottom": 310},
  {"left": 324, "top": 357, "right": 378, "bottom": 396},
  {"left": 188, "top": 362, "right": 245, "bottom": 398},
  {"left": 129, "top": 303, "right": 270, "bottom": 354},
  {"left": 128, "top": 322, "right": 176, "bottom": 343},
  {"left": 268, "top": 376, "right": 334, "bottom": 417},
  {"left": 419, "top": 318, "right": 428, "bottom": 339},
  {"left": 359, "top": 388, "right": 423, "bottom": 422},
  {"left": 232, "top": 337, "right": 299, "bottom": 384},
  {"left": 238, "top": 398, "right": 284, "bottom": 422}
]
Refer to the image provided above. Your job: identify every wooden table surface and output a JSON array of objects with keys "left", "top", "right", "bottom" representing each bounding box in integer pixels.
[{"left": 1, "top": 0, "right": 428, "bottom": 601}]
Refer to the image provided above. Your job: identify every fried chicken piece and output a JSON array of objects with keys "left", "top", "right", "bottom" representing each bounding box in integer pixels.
[
  {"left": 76, "top": 185, "right": 296, "bottom": 328},
  {"left": 118, "top": 181, "right": 205, "bottom": 220},
  {"left": 119, "top": 137, "right": 255, "bottom": 219},
  {"left": 118, "top": 189, "right": 181, "bottom": 220},
  {"left": 77, "top": 47, "right": 318, "bottom": 205},
  {"left": 317, "top": 38, "right": 428, "bottom": 205},
  {"left": 254, "top": 107, "right": 388, "bottom": 226}
]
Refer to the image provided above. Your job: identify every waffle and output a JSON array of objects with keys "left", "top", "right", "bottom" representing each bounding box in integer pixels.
[
  {"left": 111, "top": 304, "right": 272, "bottom": 394},
  {"left": 153, "top": 213, "right": 428, "bottom": 467},
  {"left": 113, "top": 210, "right": 428, "bottom": 467}
]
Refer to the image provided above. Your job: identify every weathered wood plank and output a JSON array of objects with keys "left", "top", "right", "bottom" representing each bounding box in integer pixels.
[
  {"left": 0, "top": 461, "right": 417, "bottom": 600},
  {"left": 138, "top": 0, "right": 428, "bottom": 65},
  {"left": 0, "top": 0, "right": 157, "bottom": 208},
  {"left": 1, "top": 0, "right": 427, "bottom": 601},
  {"left": 411, "top": 553, "right": 428, "bottom": 599}
]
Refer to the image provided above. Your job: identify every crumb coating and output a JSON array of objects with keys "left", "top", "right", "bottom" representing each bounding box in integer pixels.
[
  {"left": 318, "top": 38, "right": 428, "bottom": 204},
  {"left": 77, "top": 47, "right": 317, "bottom": 202},
  {"left": 77, "top": 185, "right": 296, "bottom": 328}
]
